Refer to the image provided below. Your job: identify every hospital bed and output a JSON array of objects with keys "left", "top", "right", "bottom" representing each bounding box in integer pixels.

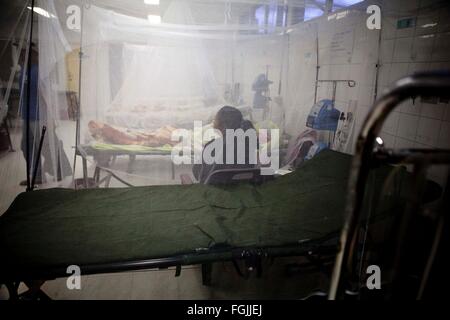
[
  {"left": 75, "top": 104, "right": 254, "bottom": 188},
  {"left": 105, "top": 103, "right": 253, "bottom": 131},
  {"left": 0, "top": 148, "right": 441, "bottom": 300},
  {"left": 76, "top": 143, "right": 175, "bottom": 188}
]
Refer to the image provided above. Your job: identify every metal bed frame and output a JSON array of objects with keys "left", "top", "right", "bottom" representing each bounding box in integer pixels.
[
  {"left": 3, "top": 148, "right": 337, "bottom": 300},
  {"left": 1, "top": 234, "right": 339, "bottom": 300},
  {"left": 3, "top": 148, "right": 343, "bottom": 299},
  {"left": 75, "top": 145, "right": 177, "bottom": 188},
  {"left": 328, "top": 71, "right": 450, "bottom": 300}
]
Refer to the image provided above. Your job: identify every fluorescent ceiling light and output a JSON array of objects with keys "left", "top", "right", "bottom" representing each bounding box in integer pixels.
[
  {"left": 375, "top": 137, "right": 384, "bottom": 146},
  {"left": 27, "top": 6, "right": 56, "bottom": 19},
  {"left": 421, "top": 23, "right": 438, "bottom": 28},
  {"left": 334, "top": 0, "right": 364, "bottom": 5},
  {"left": 144, "top": 0, "right": 160, "bottom": 5},
  {"left": 147, "top": 14, "right": 161, "bottom": 24},
  {"left": 327, "top": 13, "right": 337, "bottom": 21},
  {"left": 336, "top": 10, "right": 349, "bottom": 20}
]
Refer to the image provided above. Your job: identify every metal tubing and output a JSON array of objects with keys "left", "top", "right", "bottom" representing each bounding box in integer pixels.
[
  {"left": 30, "top": 126, "right": 46, "bottom": 189},
  {"left": 25, "top": 0, "right": 35, "bottom": 192},
  {"left": 329, "top": 71, "right": 450, "bottom": 300}
]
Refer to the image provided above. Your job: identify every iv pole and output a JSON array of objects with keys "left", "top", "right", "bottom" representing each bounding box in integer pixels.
[
  {"left": 313, "top": 35, "right": 356, "bottom": 149},
  {"left": 25, "top": 0, "right": 47, "bottom": 191},
  {"left": 314, "top": 79, "right": 356, "bottom": 148},
  {"left": 315, "top": 79, "right": 357, "bottom": 104},
  {"left": 25, "top": 0, "right": 35, "bottom": 191},
  {"left": 72, "top": 1, "right": 86, "bottom": 188}
]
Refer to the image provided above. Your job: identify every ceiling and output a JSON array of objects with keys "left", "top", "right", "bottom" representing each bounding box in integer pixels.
[{"left": 0, "top": 0, "right": 366, "bottom": 44}]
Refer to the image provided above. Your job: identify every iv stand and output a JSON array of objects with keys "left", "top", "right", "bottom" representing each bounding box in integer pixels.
[
  {"left": 314, "top": 79, "right": 356, "bottom": 104},
  {"left": 25, "top": 0, "right": 35, "bottom": 191},
  {"left": 72, "top": 1, "right": 87, "bottom": 188},
  {"left": 314, "top": 79, "right": 357, "bottom": 148}
]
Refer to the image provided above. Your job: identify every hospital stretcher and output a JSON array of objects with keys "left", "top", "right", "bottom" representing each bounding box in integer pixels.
[
  {"left": 329, "top": 71, "right": 450, "bottom": 300},
  {"left": 0, "top": 149, "right": 441, "bottom": 299}
]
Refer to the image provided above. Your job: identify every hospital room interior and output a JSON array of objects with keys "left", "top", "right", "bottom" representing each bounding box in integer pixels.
[{"left": 0, "top": 0, "right": 449, "bottom": 301}]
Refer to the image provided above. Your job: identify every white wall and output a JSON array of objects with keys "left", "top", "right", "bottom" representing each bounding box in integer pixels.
[
  {"left": 279, "top": 0, "right": 449, "bottom": 186},
  {"left": 377, "top": 0, "right": 450, "bottom": 186},
  {"left": 317, "top": 4, "right": 380, "bottom": 151},
  {"left": 282, "top": 2, "right": 381, "bottom": 146},
  {"left": 283, "top": 22, "right": 318, "bottom": 136}
]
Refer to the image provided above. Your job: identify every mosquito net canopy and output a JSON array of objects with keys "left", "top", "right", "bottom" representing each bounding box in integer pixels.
[
  {"left": 80, "top": 1, "right": 226, "bottom": 134},
  {"left": 32, "top": 0, "right": 378, "bottom": 188},
  {"left": 38, "top": 0, "right": 297, "bottom": 186}
]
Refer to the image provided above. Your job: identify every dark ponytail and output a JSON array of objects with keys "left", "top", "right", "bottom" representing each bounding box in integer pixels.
[
  {"left": 241, "top": 119, "right": 255, "bottom": 131},
  {"left": 215, "top": 107, "right": 256, "bottom": 145}
]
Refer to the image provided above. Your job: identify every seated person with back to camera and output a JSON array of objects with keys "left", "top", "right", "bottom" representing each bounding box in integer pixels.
[{"left": 192, "top": 106, "right": 258, "bottom": 184}]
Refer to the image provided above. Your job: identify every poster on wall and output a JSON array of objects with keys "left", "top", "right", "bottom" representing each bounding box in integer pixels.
[
  {"left": 329, "top": 28, "right": 354, "bottom": 64},
  {"left": 333, "top": 99, "right": 357, "bottom": 154}
]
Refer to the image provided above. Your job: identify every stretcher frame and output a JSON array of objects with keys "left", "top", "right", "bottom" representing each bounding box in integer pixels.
[
  {"left": 2, "top": 153, "right": 341, "bottom": 299},
  {"left": 75, "top": 144, "right": 177, "bottom": 188},
  {"left": 328, "top": 71, "right": 450, "bottom": 300},
  {"left": 1, "top": 232, "right": 339, "bottom": 300}
]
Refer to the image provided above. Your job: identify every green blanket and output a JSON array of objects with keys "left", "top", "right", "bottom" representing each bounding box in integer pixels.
[{"left": 0, "top": 150, "right": 416, "bottom": 275}]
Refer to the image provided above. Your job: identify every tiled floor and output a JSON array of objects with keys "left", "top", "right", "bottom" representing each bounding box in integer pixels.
[
  {"left": 0, "top": 120, "right": 326, "bottom": 300},
  {"left": 0, "top": 121, "right": 29, "bottom": 215}
]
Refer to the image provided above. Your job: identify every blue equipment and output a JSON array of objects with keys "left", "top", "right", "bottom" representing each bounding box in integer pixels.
[{"left": 306, "top": 99, "right": 341, "bottom": 132}]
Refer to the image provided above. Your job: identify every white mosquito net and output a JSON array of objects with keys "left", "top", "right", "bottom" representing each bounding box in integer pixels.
[
  {"left": 70, "top": 0, "right": 294, "bottom": 186},
  {"left": 29, "top": 0, "right": 390, "bottom": 189},
  {"left": 80, "top": 2, "right": 225, "bottom": 133}
]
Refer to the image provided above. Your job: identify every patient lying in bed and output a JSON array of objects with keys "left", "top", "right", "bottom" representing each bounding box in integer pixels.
[{"left": 88, "top": 120, "right": 178, "bottom": 147}]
